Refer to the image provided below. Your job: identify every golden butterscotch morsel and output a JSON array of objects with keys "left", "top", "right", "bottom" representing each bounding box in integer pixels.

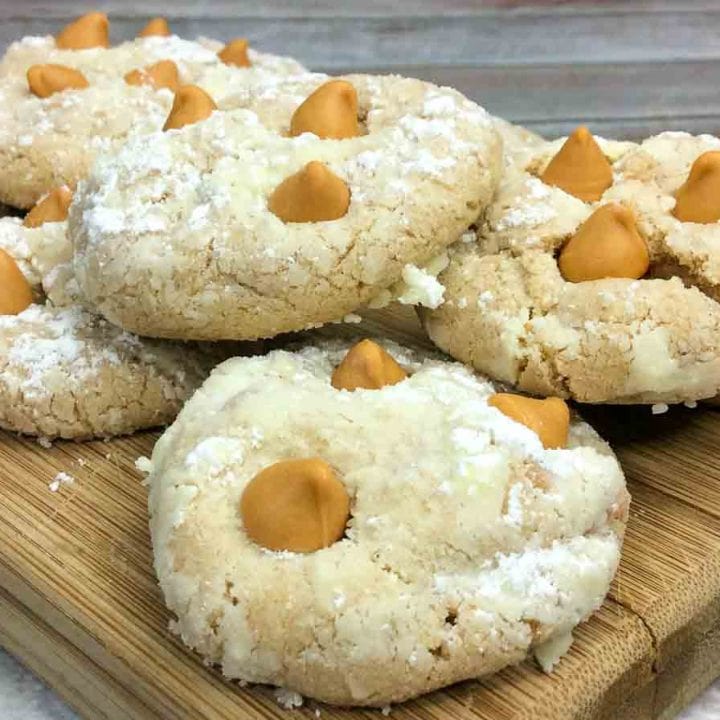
[
  {"left": 0, "top": 249, "right": 33, "bottom": 316},
  {"left": 23, "top": 186, "right": 73, "bottom": 228},
  {"left": 240, "top": 458, "right": 350, "bottom": 553},
  {"left": 672, "top": 151, "right": 720, "bottom": 224},
  {"left": 124, "top": 60, "right": 179, "bottom": 92},
  {"left": 55, "top": 12, "right": 109, "bottom": 50},
  {"left": 290, "top": 79, "right": 359, "bottom": 140},
  {"left": 331, "top": 339, "right": 407, "bottom": 391},
  {"left": 163, "top": 85, "right": 217, "bottom": 131},
  {"left": 489, "top": 393, "right": 569, "bottom": 449},
  {"left": 268, "top": 161, "right": 350, "bottom": 223},
  {"left": 540, "top": 126, "right": 613, "bottom": 202},
  {"left": 27, "top": 64, "right": 89, "bottom": 98},
  {"left": 138, "top": 17, "right": 171, "bottom": 37},
  {"left": 217, "top": 38, "right": 251, "bottom": 68},
  {"left": 558, "top": 203, "right": 649, "bottom": 282}
]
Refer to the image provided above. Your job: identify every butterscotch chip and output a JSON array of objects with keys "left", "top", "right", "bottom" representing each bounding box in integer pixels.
[
  {"left": 488, "top": 393, "right": 569, "bottom": 449},
  {"left": 138, "top": 17, "right": 171, "bottom": 38},
  {"left": 290, "top": 79, "right": 359, "bottom": 140},
  {"left": 540, "top": 126, "right": 613, "bottom": 202},
  {"left": 558, "top": 203, "right": 649, "bottom": 282},
  {"left": 124, "top": 60, "right": 179, "bottom": 91},
  {"left": 27, "top": 64, "right": 88, "bottom": 98},
  {"left": 55, "top": 12, "right": 109, "bottom": 50},
  {"left": 268, "top": 161, "right": 350, "bottom": 223},
  {"left": 146, "top": 339, "right": 628, "bottom": 705},
  {"left": 217, "top": 38, "right": 251, "bottom": 67},
  {"left": 240, "top": 458, "right": 349, "bottom": 552},
  {"left": 0, "top": 248, "right": 32, "bottom": 315},
  {"left": 331, "top": 339, "right": 406, "bottom": 390},
  {"left": 23, "top": 187, "right": 73, "bottom": 228},
  {"left": 163, "top": 85, "right": 216, "bottom": 130},
  {"left": 672, "top": 151, "right": 720, "bottom": 224}
]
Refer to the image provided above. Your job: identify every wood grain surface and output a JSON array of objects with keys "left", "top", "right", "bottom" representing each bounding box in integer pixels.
[{"left": 0, "top": 306, "right": 719, "bottom": 720}]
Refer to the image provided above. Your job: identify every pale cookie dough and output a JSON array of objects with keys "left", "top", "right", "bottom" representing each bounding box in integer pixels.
[
  {"left": 71, "top": 74, "right": 502, "bottom": 340},
  {"left": 491, "top": 116, "right": 545, "bottom": 169},
  {"left": 0, "top": 34, "right": 306, "bottom": 208},
  {"left": 0, "top": 215, "right": 248, "bottom": 438},
  {"left": 146, "top": 339, "right": 628, "bottom": 706},
  {"left": 421, "top": 132, "right": 720, "bottom": 404}
]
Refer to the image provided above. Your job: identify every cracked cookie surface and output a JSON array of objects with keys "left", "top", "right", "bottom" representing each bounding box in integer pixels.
[
  {"left": 0, "top": 34, "right": 306, "bottom": 208},
  {"left": 71, "top": 73, "right": 502, "bottom": 340},
  {"left": 421, "top": 131, "right": 720, "bottom": 404},
  {"left": 146, "top": 338, "right": 627, "bottom": 706},
  {"left": 0, "top": 213, "right": 244, "bottom": 439}
]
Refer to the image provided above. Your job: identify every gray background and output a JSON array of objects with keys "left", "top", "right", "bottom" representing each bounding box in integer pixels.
[{"left": 0, "top": 0, "right": 719, "bottom": 717}]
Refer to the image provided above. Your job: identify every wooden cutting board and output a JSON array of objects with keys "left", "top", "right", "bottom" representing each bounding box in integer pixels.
[{"left": 1, "top": 305, "right": 720, "bottom": 720}]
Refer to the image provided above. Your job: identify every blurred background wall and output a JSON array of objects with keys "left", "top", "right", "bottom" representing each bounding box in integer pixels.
[{"left": 0, "top": 0, "right": 718, "bottom": 139}]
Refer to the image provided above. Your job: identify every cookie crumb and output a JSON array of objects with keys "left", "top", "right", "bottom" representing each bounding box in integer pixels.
[
  {"left": 76, "top": 458, "right": 87, "bottom": 467},
  {"left": 381, "top": 705, "right": 393, "bottom": 716},
  {"left": 136, "top": 456, "right": 153, "bottom": 473},
  {"left": 395, "top": 254, "right": 449, "bottom": 309},
  {"left": 37, "top": 436, "right": 53, "bottom": 449},
  {"left": 48, "top": 471, "right": 75, "bottom": 492},
  {"left": 651, "top": 403, "right": 669, "bottom": 415},
  {"left": 274, "top": 688, "right": 303, "bottom": 709},
  {"left": 534, "top": 630, "right": 573, "bottom": 672},
  {"left": 343, "top": 313, "right": 362, "bottom": 324},
  {"left": 684, "top": 400, "right": 698, "bottom": 409}
]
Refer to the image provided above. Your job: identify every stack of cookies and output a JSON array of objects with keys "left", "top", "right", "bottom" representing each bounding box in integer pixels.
[{"left": 3, "top": 10, "right": 717, "bottom": 709}]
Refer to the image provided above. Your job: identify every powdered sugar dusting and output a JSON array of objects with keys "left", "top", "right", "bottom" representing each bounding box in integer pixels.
[{"left": 494, "top": 177, "right": 558, "bottom": 231}]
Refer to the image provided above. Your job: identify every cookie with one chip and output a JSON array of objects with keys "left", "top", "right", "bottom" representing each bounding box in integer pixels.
[{"left": 145, "top": 337, "right": 628, "bottom": 706}]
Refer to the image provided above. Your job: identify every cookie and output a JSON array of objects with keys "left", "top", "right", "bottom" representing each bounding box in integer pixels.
[
  {"left": 0, "top": 191, "right": 248, "bottom": 439},
  {"left": 421, "top": 127, "right": 720, "bottom": 404},
  {"left": 145, "top": 338, "right": 628, "bottom": 706},
  {"left": 70, "top": 73, "right": 502, "bottom": 340},
  {"left": 0, "top": 13, "right": 306, "bottom": 208},
  {"left": 0, "top": 304, "right": 233, "bottom": 439}
]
